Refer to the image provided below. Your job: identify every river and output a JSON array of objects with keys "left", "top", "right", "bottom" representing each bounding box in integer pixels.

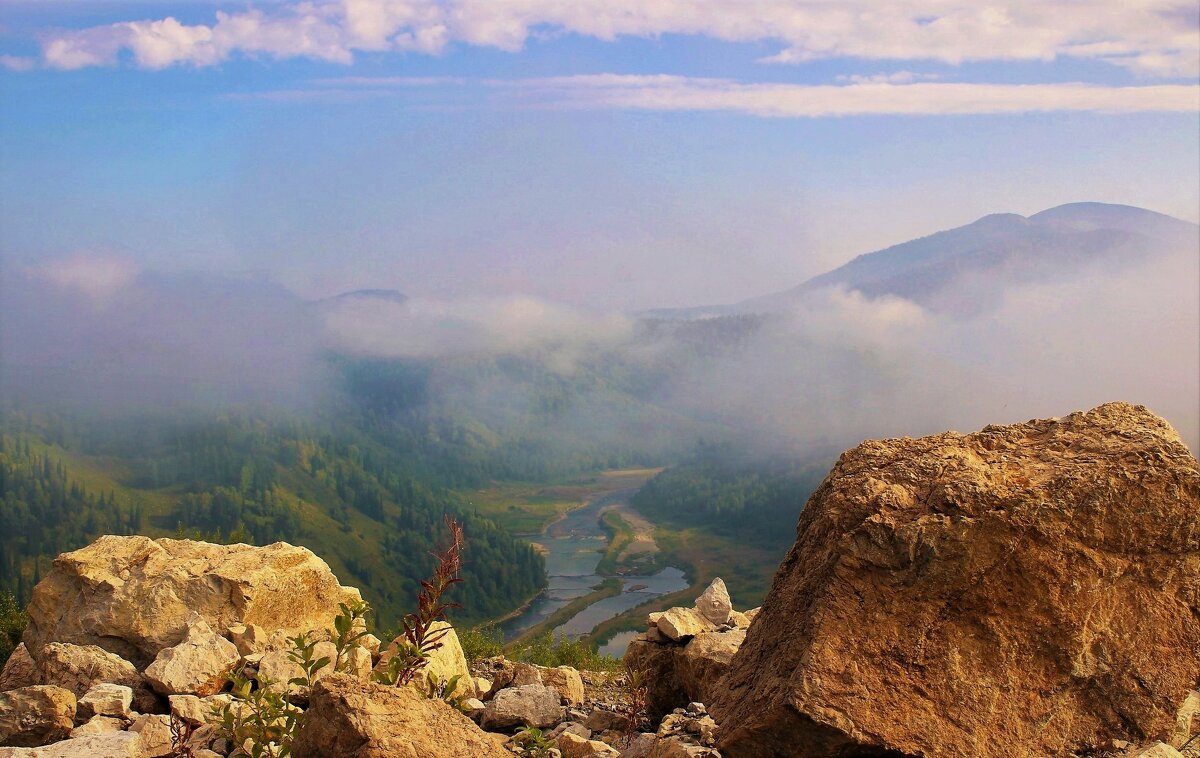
[{"left": 499, "top": 488, "right": 687, "bottom": 656}]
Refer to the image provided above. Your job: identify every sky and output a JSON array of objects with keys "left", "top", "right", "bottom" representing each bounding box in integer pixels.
[{"left": 1, "top": 0, "right": 1198, "bottom": 310}]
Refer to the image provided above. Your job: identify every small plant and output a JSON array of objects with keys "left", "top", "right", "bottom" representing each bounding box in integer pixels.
[
  {"left": 623, "top": 662, "right": 649, "bottom": 745},
  {"left": 511, "top": 726, "right": 554, "bottom": 758},
  {"left": 169, "top": 713, "right": 197, "bottom": 758},
  {"left": 422, "top": 671, "right": 471, "bottom": 713},
  {"left": 372, "top": 517, "right": 464, "bottom": 687},
  {"left": 286, "top": 631, "right": 332, "bottom": 689},
  {"left": 511, "top": 631, "right": 620, "bottom": 672},
  {"left": 216, "top": 668, "right": 303, "bottom": 758},
  {"left": 329, "top": 599, "right": 372, "bottom": 673}
]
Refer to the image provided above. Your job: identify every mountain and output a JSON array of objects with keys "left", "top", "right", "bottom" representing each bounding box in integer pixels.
[{"left": 648, "top": 202, "right": 1198, "bottom": 320}]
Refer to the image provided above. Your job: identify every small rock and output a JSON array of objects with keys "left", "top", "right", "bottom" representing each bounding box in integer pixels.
[
  {"left": 1132, "top": 744, "right": 1185, "bottom": 758},
  {"left": 0, "top": 645, "right": 38, "bottom": 691},
  {"left": 0, "top": 685, "right": 76, "bottom": 747},
  {"left": 0, "top": 732, "right": 141, "bottom": 757},
  {"left": 462, "top": 697, "right": 486, "bottom": 719},
  {"left": 727, "top": 612, "right": 750, "bottom": 630},
  {"left": 655, "top": 609, "right": 711, "bottom": 643},
  {"left": 69, "top": 715, "right": 125, "bottom": 737},
  {"left": 169, "top": 694, "right": 230, "bottom": 727},
  {"left": 129, "top": 714, "right": 173, "bottom": 758},
  {"left": 481, "top": 684, "right": 563, "bottom": 730},
  {"left": 619, "top": 733, "right": 657, "bottom": 758},
  {"left": 693, "top": 580, "right": 731, "bottom": 627},
  {"left": 548, "top": 721, "right": 591, "bottom": 741},
  {"left": 557, "top": 731, "right": 620, "bottom": 758},
  {"left": 226, "top": 623, "right": 267, "bottom": 656},
  {"left": 143, "top": 615, "right": 240, "bottom": 697},
  {"left": 77, "top": 683, "right": 133, "bottom": 721},
  {"left": 474, "top": 677, "right": 493, "bottom": 698},
  {"left": 585, "top": 710, "right": 626, "bottom": 733},
  {"left": 543, "top": 667, "right": 585, "bottom": 707},
  {"left": 35, "top": 643, "right": 141, "bottom": 699}
]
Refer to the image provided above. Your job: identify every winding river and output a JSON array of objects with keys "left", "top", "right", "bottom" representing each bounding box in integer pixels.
[{"left": 499, "top": 488, "right": 687, "bottom": 656}]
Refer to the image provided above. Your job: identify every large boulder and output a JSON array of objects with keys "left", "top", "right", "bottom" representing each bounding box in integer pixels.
[
  {"left": 291, "top": 673, "right": 509, "bottom": 757},
  {"left": 0, "top": 686, "right": 75, "bottom": 747},
  {"left": 23, "top": 536, "right": 361, "bottom": 667},
  {"left": 626, "top": 630, "right": 744, "bottom": 719},
  {"left": 713, "top": 403, "right": 1200, "bottom": 757}
]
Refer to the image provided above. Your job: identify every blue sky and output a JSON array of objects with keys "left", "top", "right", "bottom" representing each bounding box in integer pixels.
[{"left": 1, "top": 1, "right": 1197, "bottom": 309}]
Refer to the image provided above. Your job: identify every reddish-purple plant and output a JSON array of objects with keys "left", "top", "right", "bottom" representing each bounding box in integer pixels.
[{"left": 373, "top": 517, "right": 464, "bottom": 686}]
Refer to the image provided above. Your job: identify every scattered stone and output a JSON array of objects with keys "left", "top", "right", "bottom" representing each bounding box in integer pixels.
[
  {"left": 34, "top": 643, "right": 141, "bottom": 700},
  {"left": 654, "top": 609, "right": 710, "bottom": 643},
  {"left": 168, "top": 694, "right": 229, "bottom": 727},
  {"left": 726, "top": 612, "right": 750, "bottom": 630},
  {"left": 68, "top": 715, "right": 124, "bottom": 738},
  {"left": 557, "top": 731, "right": 619, "bottom": 757},
  {"left": 480, "top": 684, "right": 563, "bottom": 730},
  {"left": 547, "top": 721, "right": 591, "bottom": 741},
  {"left": 646, "top": 737, "right": 720, "bottom": 757},
  {"left": 143, "top": 615, "right": 240, "bottom": 697},
  {"left": 584, "top": 709, "right": 626, "bottom": 733},
  {"left": 618, "top": 733, "right": 657, "bottom": 758},
  {"left": 693, "top": 580, "right": 731, "bottom": 627},
  {"left": 345, "top": 646, "right": 373, "bottom": 680},
  {"left": 0, "top": 686, "right": 75, "bottom": 747},
  {"left": 254, "top": 640, "right": 337, "bottom": 696},
  {"left": 543, "top": 666, "right": 585, "bottom": 706},
  {"left": 291, "top": 673, "right": 509, "bottom": 757},
  {"left": 0, "top": 732, "right": 141, "bottom": 757},
  {"left": 1132, "top": 745, "right": 1185, "bottom": 758},
  {"left": 76, "top": 684, "right": 133, "bottom": 721},
  {"left": 1174, "top": 690, "right": 1200, "bottom": 749},
  {"left": 713, "top": 403, "right": 1200, "bottom": 758},
  {"left": 376, "top": 622, "right": 474, "bottom": 696},
  {"left": 461, "top": 697, "right": 486, "bottom": 719},
  {"left": 23, "top": 536, "right": 362, "bottom": 667},
  {"left": 226, "top": 623, "right": 267, "bottom": 656},
  {"left": 128, "top": 714, "right": 172, "bottom": 758},
  {"left": 474, "top": 677, "right": 492, "bottom": 698},
  {"left": 0, "top": 645, "right": 37, "bottom": 692}
]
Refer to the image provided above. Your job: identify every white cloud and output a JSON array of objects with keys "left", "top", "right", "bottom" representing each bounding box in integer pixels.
[
  {"left": 34, "top": 255, "right": 139, "bottom": 303},
  {"left": 0, "top": 54, "right": 36, "bottom": 71},
  {"left": 497, "top": 75, "right": 1200, "bottom": 117},
  {"left": 32, "top": 0, "right": 1200, "bottom": 78}
]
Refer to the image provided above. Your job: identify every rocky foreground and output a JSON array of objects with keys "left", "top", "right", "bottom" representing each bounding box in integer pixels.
[{"left": 1, "top": 402, "right": 1198, "bottom": 757}]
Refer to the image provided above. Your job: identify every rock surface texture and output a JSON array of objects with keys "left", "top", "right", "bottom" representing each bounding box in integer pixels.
[
  {"left": 23, "top": 536, "right": 361, "bottom": 667},
  {"left": 291, "top": 673, "right": 509, "bottom": 758},
  {"left": 713, "top": 403, "right": 1200, "bottom": 758},
  {"left": 0, "top": 686, "right": 75, "bottom": 747}
]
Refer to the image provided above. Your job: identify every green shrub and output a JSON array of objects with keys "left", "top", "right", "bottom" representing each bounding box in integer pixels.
[
  {"left": 510, "top": 632, "right": 620, "bottom": 672},
  {"left": 0, "top": 591, "right": 27, "bottom": 668},
  {"left": 458, "top": 624, "right": 504, "bottom": 663}
]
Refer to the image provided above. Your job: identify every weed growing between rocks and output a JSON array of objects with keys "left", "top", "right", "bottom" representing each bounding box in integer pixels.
[
  {"left": 372, "top": 516, "right": 465, "bottom": 687},
  {"left": 511, "top": 726, "right": 554, "bottom": 757},
  {"left": 509, "top": 631, "right": 621, "bottom": 672},
  {"left": 623, "top": 661, "right": 649, "bottom": 744},
  {"left": 458, "top": 624, "right": 504, "bottom": 662}
]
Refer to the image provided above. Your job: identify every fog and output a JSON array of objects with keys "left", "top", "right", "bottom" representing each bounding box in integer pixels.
[{"left": 2, "top": 237, "right": 1197, "bottom": 456}]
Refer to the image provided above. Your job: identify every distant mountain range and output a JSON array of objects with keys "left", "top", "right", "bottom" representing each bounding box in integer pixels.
[{"left": 643, "top": 202, "right": 1199, "bottom": 320}]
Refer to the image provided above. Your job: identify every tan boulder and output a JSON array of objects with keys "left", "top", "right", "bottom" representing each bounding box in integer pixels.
[
  {"left": 69, "top": 715, "right": 124, "bottom": 737},
  {"left": 129, "top": 714, "right": 172, "bottom": 757},
  {"left": 169, "top": 694, "right": 230, "bottom": 727},
  {"left": 654, "top": 609, "right": 711, "bottom": 642},
  {"left": 0, "top": 686, "right": 75, "bottom": 747},
  {"left": 375, "top": 622, "right": 473, "bottom": 697},
  {"left": 143, "top": 615, "right": 239, "bottom": 697},
  {"left": 480, "top": 684, "right": 563, "bottom": 730},
  {"left": 557, "top": 731, "right": 620, "bottom": 757},
  {"left": 0, "top": 645, "right": 37, "bottom": 692},
  {"left": 0, "top": 732, "right": 141, "bottom": 757},
  {"left": 254, "top": 640, "right": 336, "bottom": 695},
  {"left": 34, "top": 643, "right": 141, "bottom": 699},
  {"left": 693, "top": 579, "right": 732, "bottom": 627},
  {"left": 625, "top": 630, "right": 744, "bottom": 719},
  {"left": 713, "top": 403, "right": 1200, "bottom": 758},
  {"left": 290, "top": 673, "right": 509, "bottom": 757},
  {"left": 23, "top": 536, "right": 361, "bottom": 667},
  {"left": 76, "top": 683, "right": 133, "bottom": 721},
  {"left": 542, "top": 666, "right": 585, "bottom": 706}
]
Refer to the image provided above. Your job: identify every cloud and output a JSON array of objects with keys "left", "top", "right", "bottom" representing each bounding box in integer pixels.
[
  {"left": 32, "top": 0, "right": 1200, "bottom": 77},
  {"left": 34, "top": 255, "right": 139, "bottom": 303},
  {"left": 320, "top": 294, "right": 633, "bottom": 366},
  {"left": 499, "top": 75, "right": 1199, "bottom": 117},
  {"left": 0, "top": 54, "right": 36, "bottom": 71}
]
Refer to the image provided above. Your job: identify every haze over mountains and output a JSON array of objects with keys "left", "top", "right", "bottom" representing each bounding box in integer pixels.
[{"left": 2, "top": 202, "right": 1196, "bottom": 455}]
